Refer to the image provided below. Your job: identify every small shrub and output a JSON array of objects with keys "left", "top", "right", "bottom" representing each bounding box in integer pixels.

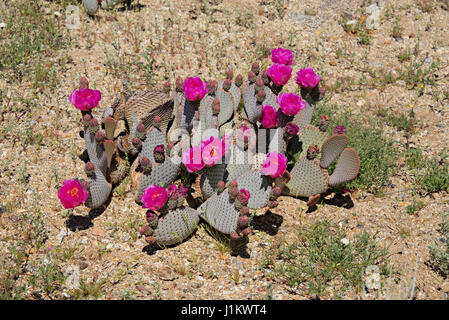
[
  {"left": 313, "top": 103, "right": 399, "bottom": 191},
  {"left": 260, "top": 219, "right": 388, "bottom": 297},
  {"left": 429, "top": 211, "right": 449, "bottom": 277}
]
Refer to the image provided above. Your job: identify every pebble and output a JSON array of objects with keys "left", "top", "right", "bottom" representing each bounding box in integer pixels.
[
  {"left": 64, "top": 265, "right": 80, "bottom": 290},
  {"left": 0, "top": 22, "right": 6, "bottom": 29},
  {"left": 304, "top": 9, "right": 318, "bottom": 16}
]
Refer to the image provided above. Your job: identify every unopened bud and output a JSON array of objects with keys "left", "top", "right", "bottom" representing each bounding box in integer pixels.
[
  {"left": 85, "top": 162, "right": 95, "bottom": 177},
  {"left": 255, "top": 78, "right": 264, "bottom": 92},
  {"left": 82, "top": 113, "right": 92, "bottom": 126},
  {"left": 226, "top": 69, "right": 233, "bottom": 80},
  {"left": 306, "top": 145, "right": 320, "bottom": 160},
  {"left": 262, "top": 70, "right": 270, "bottom": 85},
  {"left": 223, "top": 79, "right": 232, "bottom": 91},
  {"left": 136, "top": 122, "right": 146, "bottom": 140},
  {"left": 132, "top": 137, "right": 142, "bottom": 149},
  {"left": 94, "top": 130, "right": 105, "bottom": 144},
  {"left": 251, "top": 62, "right": 260, "bottom": 75},
  {"left": 256, "top": 90, "right": 266, "bottom": 103},
  {"left": 163, "top": 80, "right": 171, "bottom": 94},
  {"left": 248, "top": 71, "right": 257, "bottom": 83},
  {"left": 217, "top": 180, "right": 226, "bottom": 193},
  {"left": 140, "top": 157, "right": 152, "bottom": 174},
  {"left": 235, "top": 74, "right": 243, "bottom": 87},
  {"left": 176, "top": 76, "right": 183, "bottom": 92},
  {"left": 88, "top": 118, "right": 99, "bottom": 135}
]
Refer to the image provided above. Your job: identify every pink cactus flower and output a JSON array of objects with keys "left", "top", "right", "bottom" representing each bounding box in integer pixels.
[
  {"left": 277, "top": 92, "right": 305, "bottom": 117},
  {"left": 141, "top": 185, "right": 169, "bottom": 211},
  {"left": 267, "top": 63, "right": 292, "bottom": 87},
  {"left": 333, "top": 125, "right": 346, "bottom": 134},
  {"left": 182, "top": 76, "right": 208, "bottom": 101},
  {"left": 167, "top": 184, "right": 178, "bottom": 196},
  {"left": 239, "top": 188, "right": 251, "bottom": 201},
  {"left": 57, "top": 179, "right": 89, "bottom": 209},
  {"left": 182, "top": 145, "right": 204, "bottom": 173},
  {"left": 202, "top": 136, "right": 225, "bottom": 167},
  {"left": 154, "top": 144, "right": 165, "bottom": 153},
  {"left": 261, "top": 152, "right": 288, "bottom": 178},
  {"left": 285, "top": 123, "right": 300, "bottom": 136},
  {"left": 295, "top": 68, "right": 321, "bottom": 88},
  {"left": 259, "top": 105, "right": 278, "bottom": 129},
  {"left": 68, "top": 88, "right": 102, "bottom": 111},
  {"left": 271, "top": 47, "right": 295, "bottom": 66},
  {"left": 201, "top": 136, "right": 214, "bottom": 150},
  {"left": 237, "top": 126, "right": 252, "bottom": 142},
  {"left": 178, "top": 185, "right": 189, "bottom": 196}
]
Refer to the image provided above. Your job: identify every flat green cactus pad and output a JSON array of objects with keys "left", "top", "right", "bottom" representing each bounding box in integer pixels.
[
  {"left": 236, "top": 170, "right": 272, "bottom": 209},
  {"left": 153, "top": 207, "right": 200, "bottom": 246},
  {"left": 329, "top": 148, "right": 360, "bottom": 187},
  {"left": 200, "top": 191, "right": 240, "bottom": 234},
  {"left": 85, "top": 168, "right": 112, "bottom": 209},
  {"left": 286, "top": 157, "right": 329, "bottom": 197},
  {"left": 320, "top": 134, "right": 349, "bottom": 169}
]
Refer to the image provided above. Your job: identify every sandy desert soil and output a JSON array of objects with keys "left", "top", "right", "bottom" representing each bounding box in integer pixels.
[{"left": 0, "top": 0, "right": 448, "bottom": 300}]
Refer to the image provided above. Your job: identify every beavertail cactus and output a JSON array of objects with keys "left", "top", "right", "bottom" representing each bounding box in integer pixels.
[{"left": 59, "top": 47, "right": 361, "bottom": 252}]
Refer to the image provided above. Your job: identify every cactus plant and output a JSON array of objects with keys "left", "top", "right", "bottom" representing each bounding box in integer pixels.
[{"left": 59, "top": 47, "right": 360, "bottom": 250}]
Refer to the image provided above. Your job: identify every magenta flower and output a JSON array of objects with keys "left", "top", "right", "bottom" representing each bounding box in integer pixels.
[
  {"left": 267, "top": 63, "right": 292, "bottom": 87},
  {"left": 182, "top": 145, "right": 204, "bottom": 173},
  {"left": 141, "top": 185, "right": 168, "bottom": 211},
  {"left": 237, "top": 126, "right": 252, "bottom": 142},
  {"left": 202, "top": 136, "right": 225, "bottom": 167},
  {"left": 261, "top": 152, "right": 288, "bottom": 178},
  {"left": 271, "top": 48, "right": 295, "bottom": 66},
  {"left": 259, "top": 105, "right": 278, "bottom": 128},
  {"left": 167, "top": 184, "right": 178, "bottom": 196},
  {"left": 239, "top": 188, "right": 251, "bottom": 201},
  {"left": 68, "top": 88, "right": 102, "bottom": 111},
  {"left": 333, "top": 125, "right": 346, "bottom": 134},
  {"left": 277, "top": 92, "right": 305, "bottom": 117},
  {"left": 154, "top": 144, "right": 165, "bottom": 153},
  {"left": 178, "top": 185, "right": 189, "bottom": 196},
  {"left": 295, "top": 68, "right": 321, "bottom": 88},
  {"left": 182, "top": 77, "right": 208, "bottom": 101},
  {"left": 57, "top": 179, "right": 89, "bottom": 209},
  {"left": 201, "top": 136, "right": 214, "bottom": 150},
  {"left": 285, "top": 123, "right": 300, "bottom": 136}
]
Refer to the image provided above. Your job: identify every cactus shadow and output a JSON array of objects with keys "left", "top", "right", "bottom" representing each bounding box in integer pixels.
[
  {"left": 250, "top": 210, "right": 283, "bottom": 236},
  {"left": 305, "top": 191, "right": 354, "bottom": 213},
  {"left": 117, "top": 1, "right": 146, "bottom": 11},
  {"left": 65, "top": 196, "right": 112, "bottom": 231},
  {"left": 141, "top": 228, "right": 199, "bottom": 256}
]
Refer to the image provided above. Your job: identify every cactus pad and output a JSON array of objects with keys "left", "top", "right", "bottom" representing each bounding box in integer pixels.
[
  {"left": 320, "top": 134, "right": 349, "bottom": 169},
  {"left": 286, "top": 158, "right": 329, "bottom": 197},
  {"left": 152, "top": 208, "right": 200, "bottom": 246},
  {"left": 236, "top": 170, "right": 272, "bottom": 209},
  {"left": 328, "top": 148, "right": 360, "bottom": 187},
  {"left": 85, "top": 168, "right": 112, "bottom": 209}
]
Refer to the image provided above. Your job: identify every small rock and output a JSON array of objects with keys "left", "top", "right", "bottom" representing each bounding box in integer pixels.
[
  {"left": 64, "top": 265, "right": 80, "bottom": 290},
  {"left": 304, "top": 8, "right": 317, "bottom": 16},
  {"left": 78, "top": 261, "right": 89, "bottom": 270},
  {"left": 56, "top": 228, "right": 70, "bottom": 244},
  {"left": 136, "top": 285, "right": 152, "bottom": 295},
  {"left": 158, "top": 266, "right": 177, "bottom": 281},
  {"left": 0, "top": 22, "right": 6, "bottom": 29}
]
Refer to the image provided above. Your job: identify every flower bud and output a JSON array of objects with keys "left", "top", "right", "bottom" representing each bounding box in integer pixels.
[{"left": 235, "top": 74, "right": 243, "bottom": 87}]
